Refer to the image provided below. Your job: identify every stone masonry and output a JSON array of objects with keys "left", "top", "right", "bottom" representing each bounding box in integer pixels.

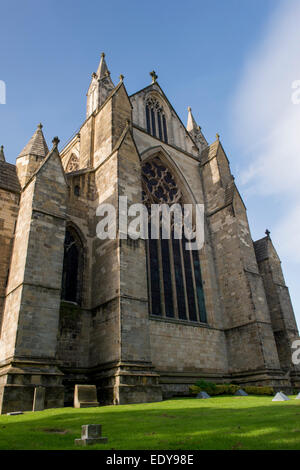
[{"left": 0, "top": 54, "right": 299, "bottom": 413}]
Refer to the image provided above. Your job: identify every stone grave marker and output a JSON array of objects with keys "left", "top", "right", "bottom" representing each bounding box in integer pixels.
[
  {"left": 272, "top": 391, "right": 290, "bottom": 401},
  {"left": 33, "top": 386, "right": 45, "bottom": 412},
  {"left": 296, "top": 393, "right": 300, "bottom": 400},
  {"left": 196, "top": 391, "right": 210, "bottom": 399},
  {"left": 235, "top": 389, "right": 248, "bottom": 396},
  {"left": 74, "top": 384, "right": 99, "bottom": 408},
  {"left": 75, "top": 424, "right": 108, "bottom": 446}
]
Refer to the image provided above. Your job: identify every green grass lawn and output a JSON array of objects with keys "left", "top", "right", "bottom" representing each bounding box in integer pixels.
[{"left": 1, "top": 396, "right": 300, "bottom": 450}]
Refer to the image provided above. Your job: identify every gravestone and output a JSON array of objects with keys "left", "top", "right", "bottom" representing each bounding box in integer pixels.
[
  {"left": 74, "top": 384, "right": 99, "bottom": 408},
  {"left": 196, "top": 391, "right": 210, "bottom": 399},
  {"left": 33, "top": 386, "right": 45, "bottom": 411},
  {"left": 235, "top": 389, "right": 248, "bottom": 396},
  {"left": 6, "top": 411, "right": 24, "bottom": 416},
  {"left": 295, "top": 393, "right": 300, "bottom": 400},
  {"left": 75, "top": 424, "right": 108, "bottom": 446},
  {"left": 272, "top": 391, "right": 290, "bottom": 401}
]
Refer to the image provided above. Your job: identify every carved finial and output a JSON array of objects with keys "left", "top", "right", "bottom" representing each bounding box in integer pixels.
[
  {"left": 216, "top": 133, "right": 220, "bottom": 141},
  {"left": 37, "top": 123, "right": 43, "bottom": 130},
  {"left": 150, "top": 70, "right": 158, "bottom": 83},
  {"left": 52, "top": 136, "right": 60, "bottom": 148},
  {"left": 119, "top": 74, "right": 124, "bottom": 82},
  {"left": 188, "top": 106, "right": 192, "bottom": 112},
  {"left": 265, "top": 229, "right": 271, "bottom": 238},
  {"left": 101, "top": 52, "right": 105, "bottom": 58},
  {"left": 92, "top": 72, "right": 97, "bottom": 78}
]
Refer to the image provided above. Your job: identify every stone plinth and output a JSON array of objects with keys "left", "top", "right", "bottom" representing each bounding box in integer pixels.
[{"left": 74, "top": 384, "right": 99, "bottom": 408}]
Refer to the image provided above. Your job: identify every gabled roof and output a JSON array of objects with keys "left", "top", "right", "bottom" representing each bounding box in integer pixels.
[
  {"left": 130, "top": 81, "right": 198, "bottom": 149},
  {"left": 23, "top": 138, "right": 68, "bottom": 191},
  {"left": 18, "top": 123, "right": 49, "bottom": 159},
  {"left": 0, "top": 161, "right": 21, "bottom": 193}
]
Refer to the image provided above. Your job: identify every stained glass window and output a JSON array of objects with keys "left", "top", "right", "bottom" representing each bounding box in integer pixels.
[{"left": 142, "top": 156, "right": 207, "bottom": 324}]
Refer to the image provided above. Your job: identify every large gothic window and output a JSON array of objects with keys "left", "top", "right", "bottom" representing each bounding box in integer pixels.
[
  {"left": 146, "top": 97, "right": 168, "bottom": 144},
  {"left": 61, "top": 227, "right": 83, "bottom": 305},
  {"left": 142, "top": 157, "right": 207, "bottom": 323}
]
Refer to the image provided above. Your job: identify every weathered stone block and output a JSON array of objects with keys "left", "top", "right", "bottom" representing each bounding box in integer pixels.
[{"left": 74, "top": 384, "right": 99, "bottom": 408}]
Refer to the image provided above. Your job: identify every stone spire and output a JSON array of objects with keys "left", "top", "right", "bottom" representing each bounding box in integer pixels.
[
  {"left": 86, "top": 53, "right": 115, "bottom": 118},
  {"left": 0, "top": 145, "right": 5, "bottom": 162},
  {"left": 187, "top": 106, "right": 198, "bottom": 133},
  {"left": 186, "top": 106, "right": 208, "bottom": 153},
  {"left": 18, "top": 123, "right": 49, "bottom": 159},
  {"left": 97, "top": 52, "right": 110, "bottom": 79},
  {"left": 16, "top": 123, "right": 49, "bottom": 187}
]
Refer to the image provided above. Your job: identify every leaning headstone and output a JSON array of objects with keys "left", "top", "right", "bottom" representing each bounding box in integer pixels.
[
  {"left": 235, "top": 389, "right": 248, "bottom": 396},
  {"left": 33, "top": 386, "right": 45, "bottom": 412},
  {"left": 75, "top": 424, "right": 108, "bottom": 446},
  {"left": 74, "top": 384, "right": 99, "bottom": 408},
  {"left": 295, "top": 393, "right": 300, "bottom": 400},
  {"left": 272, "top": 391, "right": 290, "bottom": 401},
  {"left": 196, "top": 391, "right": 210, "bottom": 399},
  {"left": 6, "top": 411, "right": 24, "bottom": 416}
]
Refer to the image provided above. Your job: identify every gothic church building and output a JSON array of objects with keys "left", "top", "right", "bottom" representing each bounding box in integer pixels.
[{"left": 0, "top": 54, "right": 299, "bottom": 413}]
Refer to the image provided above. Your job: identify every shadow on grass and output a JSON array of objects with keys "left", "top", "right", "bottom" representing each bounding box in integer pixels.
[{"left": 1, "top": 398, "right": 300, "bottom": 450}]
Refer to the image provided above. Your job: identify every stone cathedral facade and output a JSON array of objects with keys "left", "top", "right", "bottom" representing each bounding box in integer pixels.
[{"left": 0, "top": 54, "right": 299, "bottom": 413}]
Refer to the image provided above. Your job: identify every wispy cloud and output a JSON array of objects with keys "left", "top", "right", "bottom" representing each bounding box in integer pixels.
[{"left": 231, "top": 0, "right": 300, "bottom": 263}]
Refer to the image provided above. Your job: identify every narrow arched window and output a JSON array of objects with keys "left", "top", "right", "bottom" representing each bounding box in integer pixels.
[
  {"left": 142, "top": 157, "right": 207, "bottom": 323},
  {"left": 145, "top": 98, "right": 168, "bottom": 143},
  {"left": 61, "top": 228, "right": 83, "bottom": 305}
]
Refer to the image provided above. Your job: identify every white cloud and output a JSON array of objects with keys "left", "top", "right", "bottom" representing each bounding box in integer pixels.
[{"left": 231, "top": 0, "right": 300, "bottom": 263}]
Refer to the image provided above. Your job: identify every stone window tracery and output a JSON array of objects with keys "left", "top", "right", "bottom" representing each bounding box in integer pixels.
[
  {"left": 145, "top": 97, "right": 168, "bottom": 143},
  {"left": 141, "top": 156, "right": 207, "bottom": 323},
  {"left": 66, "top": 153, "right": 79, "bottom": 173}
]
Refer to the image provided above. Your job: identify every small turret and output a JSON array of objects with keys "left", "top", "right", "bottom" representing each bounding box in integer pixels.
[
  {"left": 16, "top": 123, "right": 49, "bottom": 187},
  {"left": 86, "top": 53, "right": 115, "bottom": 118},
  {"left": 186, "top": 106, "right": 208, "bottom": 153}
]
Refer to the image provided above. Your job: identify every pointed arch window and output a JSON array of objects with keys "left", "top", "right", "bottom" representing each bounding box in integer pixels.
[
  {"left": 61, "top": 227, "right": 84, "bottom": 305},
  {"left": 142, "top": 156, "right": 207, "bottom": 323},
  {"left": 145, "top": 98, "right": 168, "bottom": 143}
]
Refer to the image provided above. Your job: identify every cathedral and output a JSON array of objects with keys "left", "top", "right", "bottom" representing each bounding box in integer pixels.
[{"left": 0, "top": 54, "right": 299, "bottom": 413}]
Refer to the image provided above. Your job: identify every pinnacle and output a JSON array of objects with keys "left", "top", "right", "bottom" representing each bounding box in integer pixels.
[
  {"left": 18, "top": 123, "right": 49, "bottom": 159},
  {"left": 52, "top": 136, "right": 60, "bottom": 148},
  {"left": 97, "top": 52, "right": 110, "bottom": 79},
  {"left": 186, "top": 106, "right": 199, "bottom": 133},
  {"left": 0, "top": 145, "right": 5, "bottom": 162}
]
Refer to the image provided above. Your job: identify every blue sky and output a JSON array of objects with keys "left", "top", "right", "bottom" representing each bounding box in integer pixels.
[{"left": 1, "top": 0, "right": 299, "bottom": 326}]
